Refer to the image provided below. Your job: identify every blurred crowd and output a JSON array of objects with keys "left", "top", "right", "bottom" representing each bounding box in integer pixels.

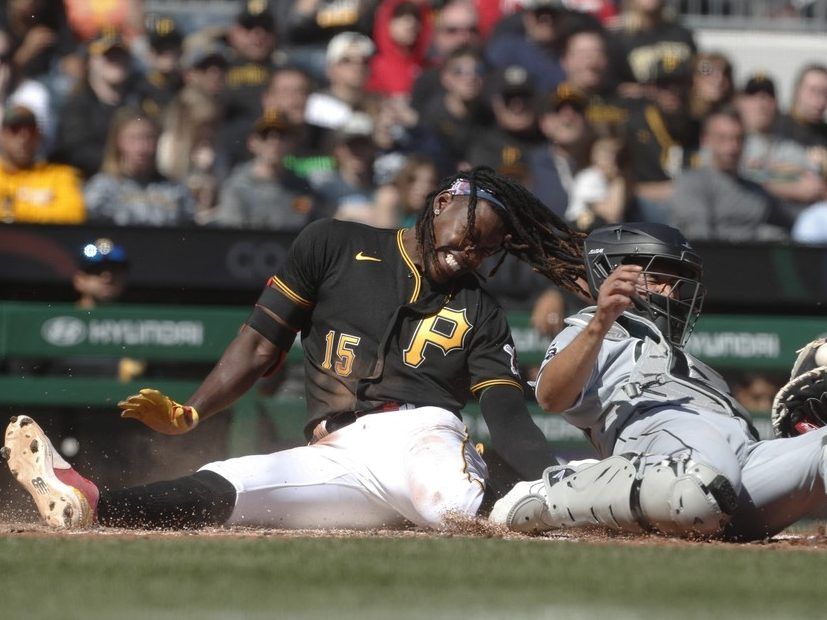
[{"left": 2, "top": 0, "right": 827, "bottom": 244}]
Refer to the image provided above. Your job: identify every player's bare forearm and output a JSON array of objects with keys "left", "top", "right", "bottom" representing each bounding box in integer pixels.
[
  {"left": 537, "top": 265, "right": 641, "bottom": 412},
  {"left": 536, "top": 320, "right": 608, "bottom": 413},
  {"left": 185, "top": 325, "right": 285, "bottom": 421}
]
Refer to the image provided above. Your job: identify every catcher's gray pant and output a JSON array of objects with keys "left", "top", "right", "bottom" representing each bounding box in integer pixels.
[
  {"left": 614, "top": 409, "right": 827, "bottom": 540},
  {"left": 199, "top": 406, "right": 486, "bottom": 529}
]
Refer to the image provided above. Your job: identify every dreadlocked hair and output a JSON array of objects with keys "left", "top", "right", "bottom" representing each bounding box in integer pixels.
[{"left": 415, "top": 166, "right": 586, "bottom": 295}]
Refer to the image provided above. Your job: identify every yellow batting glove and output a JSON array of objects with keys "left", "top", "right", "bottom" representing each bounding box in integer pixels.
[{"left": 118, "top": 388, "right": 199, "bottom": 435}]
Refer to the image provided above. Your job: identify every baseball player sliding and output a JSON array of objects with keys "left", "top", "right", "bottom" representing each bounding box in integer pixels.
[
  {"left": 3, "top": 167, "right": 587, "bottom": 530},
  {"left": 492, "top": 223, "right": 827, "bottom": 541}
]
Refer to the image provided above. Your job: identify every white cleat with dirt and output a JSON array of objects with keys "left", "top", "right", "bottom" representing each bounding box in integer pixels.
[
  {"left": 2, "top": 415, "right": 93, "bottom": 528},
  {"left": 489, "top": 479, "right": 554, "bottom": 534}
]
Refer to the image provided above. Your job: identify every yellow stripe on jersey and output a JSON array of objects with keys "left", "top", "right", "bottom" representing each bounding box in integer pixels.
[
  {"left": 644, "top": 105, "right": 677, "bottom": 170},
  {"left": 396, "top": 228, "right": 420, "bottom": 303},
  {"left": 470, "top": 378, "right": 524, "bottom": 395},
  {"left": 268, "top": 276, "right": 313, "bottom": 308}
]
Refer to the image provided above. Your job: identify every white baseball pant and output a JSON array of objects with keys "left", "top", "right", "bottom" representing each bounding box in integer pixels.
[{"left": 199, "top": 406, "right": 486, "bottom": 529}]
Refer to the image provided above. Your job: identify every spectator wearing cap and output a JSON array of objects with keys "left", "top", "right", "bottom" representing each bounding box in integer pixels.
[
  {"left": 53, "top": 30, "right": 138, "bottom": 179},
  {"left": 277, "top": 0, "right": 373, "bottom": 81},
  {"left": 67, "top": 237, "right": 152, "bottom": 387},
  {"left": 0, "top": 0, "right": 77, "bottom": 80},
  {"left": 411, "top": 1, "right": 481, "bottom": 113},
  {"left": 622, "top": 52, "right": 695, "bottom": 222},
  {"left": 484, "top": 0, "right": 567, "bottom": 97},
  {"left": 736, "top": 73, "right": 825, "bottom": 220},
  {"left": 413, "top": 46, "right": 486, "bottom": 174},
  {"left": 607, "top": 0, "right": 696, "bottom": 96},
  {"left": 0, "top": 30, "right": 55, "bottom": 154},
  {"left": 526, "top": 82, "right": 590, "bottom": 219},
  {"left": 313, "top": 112, "right": 380, "bottom": 225},
  {"left": 179, "top": 39, "right": 230, "bottom": 100},
  {"left": 0, "top": 104, "right": 85, "bottom": 224},
  {"left": 776, "top": 64, "right": 827, "bottom": 152},
  {"left": 84, "top": 107, "right": 196, "bottom": 226},
  {"left": 215, "top": 109, "right": 318, "bottom": 231},
  {"left": 671, "top": 108, "right": 791, "bottom": 242},
  {"left": 305, "top": 32, "right": 378, "bottom": 134},
  {"left": 221, "top": 0, "right": 280, "bottom": 169},
  {"left": 133, "top": 16, "right": 184, "bottom": 119},
  {"left": 466, "top": 65, "right": 543, "bottom": 172},
  {"left": 73, "top": 238, "right": 130, "bottom": 309},
  {"left": 366, "top": 0, "right": 432, "bottom": 97}
]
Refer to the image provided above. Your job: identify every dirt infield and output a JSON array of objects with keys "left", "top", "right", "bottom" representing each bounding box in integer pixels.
[{"left": 2, "top": 515, "right": 826, "bottom": 551}]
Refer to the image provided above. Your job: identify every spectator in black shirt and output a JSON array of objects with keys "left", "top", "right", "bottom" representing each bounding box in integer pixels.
[
  {"left": 53, "top": 30, "right": 137, "bottom": 179},
  {"left": 608, "top": 0, "right": 696, "bottom": 97},
  {"left": 467, "top": 65, "right": 543, "bottom": 173},
  {"left": 0, "top": 0, "right": 76, "bottom": 81},
  {"left": 776, "top": 63, "right": 827, "bottom": 152},
  {"left": 277, "top": 0, "right": 374, "bottom": 82},
  {"left": 134, "top": 16, "right": 184, "bottom": 120},
  {"left": 624, "top": 53, "right": 695, "bottom": 222},
  {"left": 221, "top": 1, "right": 279, "bottom": 169},
  {"left": 526, "top": 83, "right": 591, "bottom": 219},
  {"left": 414, "top": 45, "right": 486, "bottom": 174}
]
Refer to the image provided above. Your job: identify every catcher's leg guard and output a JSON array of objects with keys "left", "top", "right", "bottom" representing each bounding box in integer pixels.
[{"left": 544, "top": 454, "right": 739, "bottom": 537}]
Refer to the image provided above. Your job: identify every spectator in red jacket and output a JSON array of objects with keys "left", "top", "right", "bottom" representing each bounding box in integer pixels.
[{"left": 367, "top": 0, "right": 433, "bottom": 97}]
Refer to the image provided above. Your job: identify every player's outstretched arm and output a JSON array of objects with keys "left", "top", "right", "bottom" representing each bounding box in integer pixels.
[
  {"left": 479, "top": 384, "right": 556, "bottom": 480},
  {"left": 536, "top": 264, "right": 641, "bottom": 413},
  {"left": 119, "top": 325, "right": 286, "bottom": 434}
]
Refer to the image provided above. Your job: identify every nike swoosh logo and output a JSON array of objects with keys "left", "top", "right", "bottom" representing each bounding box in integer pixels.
[{"left": 355, "top": 252, "right": 382, "bottom": 262}]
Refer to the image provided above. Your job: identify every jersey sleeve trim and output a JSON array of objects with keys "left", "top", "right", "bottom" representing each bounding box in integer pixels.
[
  {"left": 470, "top": 378, "right": 523, "bottom": 394},
  {"left": 644, "top": 104, "right": 676, "bottom": 158},
  {"left": 396, "top": 228, "right": 421, "bottom": 303},
  {"left": 267, "top": 275, "right": 313, "bottom": 308}
]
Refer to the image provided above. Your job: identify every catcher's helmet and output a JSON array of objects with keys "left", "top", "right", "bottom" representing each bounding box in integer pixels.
[{"left": 583, "top": 223, "right": 705, "bottom": 348}]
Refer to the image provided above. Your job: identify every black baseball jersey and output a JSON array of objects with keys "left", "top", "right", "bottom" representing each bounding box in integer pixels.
[
  {"left": 624, "top": 101, "right": 697, "bottom": 183},
  {"left": 775, "top": 113, "right": 827, "bottom": 149},
  {"left": 253, "top": 219, "right": 523, "bottom": 422}
]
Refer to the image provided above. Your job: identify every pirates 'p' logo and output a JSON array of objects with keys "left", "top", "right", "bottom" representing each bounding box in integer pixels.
[{"left": 403, "top": 307, "right": 472, "bottom": 368}]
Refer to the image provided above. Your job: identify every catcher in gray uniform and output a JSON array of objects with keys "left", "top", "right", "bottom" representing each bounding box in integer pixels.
[{"left": 491, "top": 222, "right": 827, "bottom": 541}]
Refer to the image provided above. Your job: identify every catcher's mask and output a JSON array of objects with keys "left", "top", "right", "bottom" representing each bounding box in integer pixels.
[{"left": 583, "top": 223, "right": 705, "bottom": 348}]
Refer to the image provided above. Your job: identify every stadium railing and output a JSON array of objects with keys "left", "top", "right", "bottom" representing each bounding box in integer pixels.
[
  {"left": 143, "top": 0, "right": 827, "bottom": 33},
  {"left": 2, "top": 301, "right": 824, "bottom": 452}
]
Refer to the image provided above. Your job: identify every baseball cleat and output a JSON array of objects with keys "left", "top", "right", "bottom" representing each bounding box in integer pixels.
[
  {"left": 489, "top": 479, "right": 554, "bottom": 533},
  {"left": 4, "top": 415, "right": 98, "bottom": 528}
]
